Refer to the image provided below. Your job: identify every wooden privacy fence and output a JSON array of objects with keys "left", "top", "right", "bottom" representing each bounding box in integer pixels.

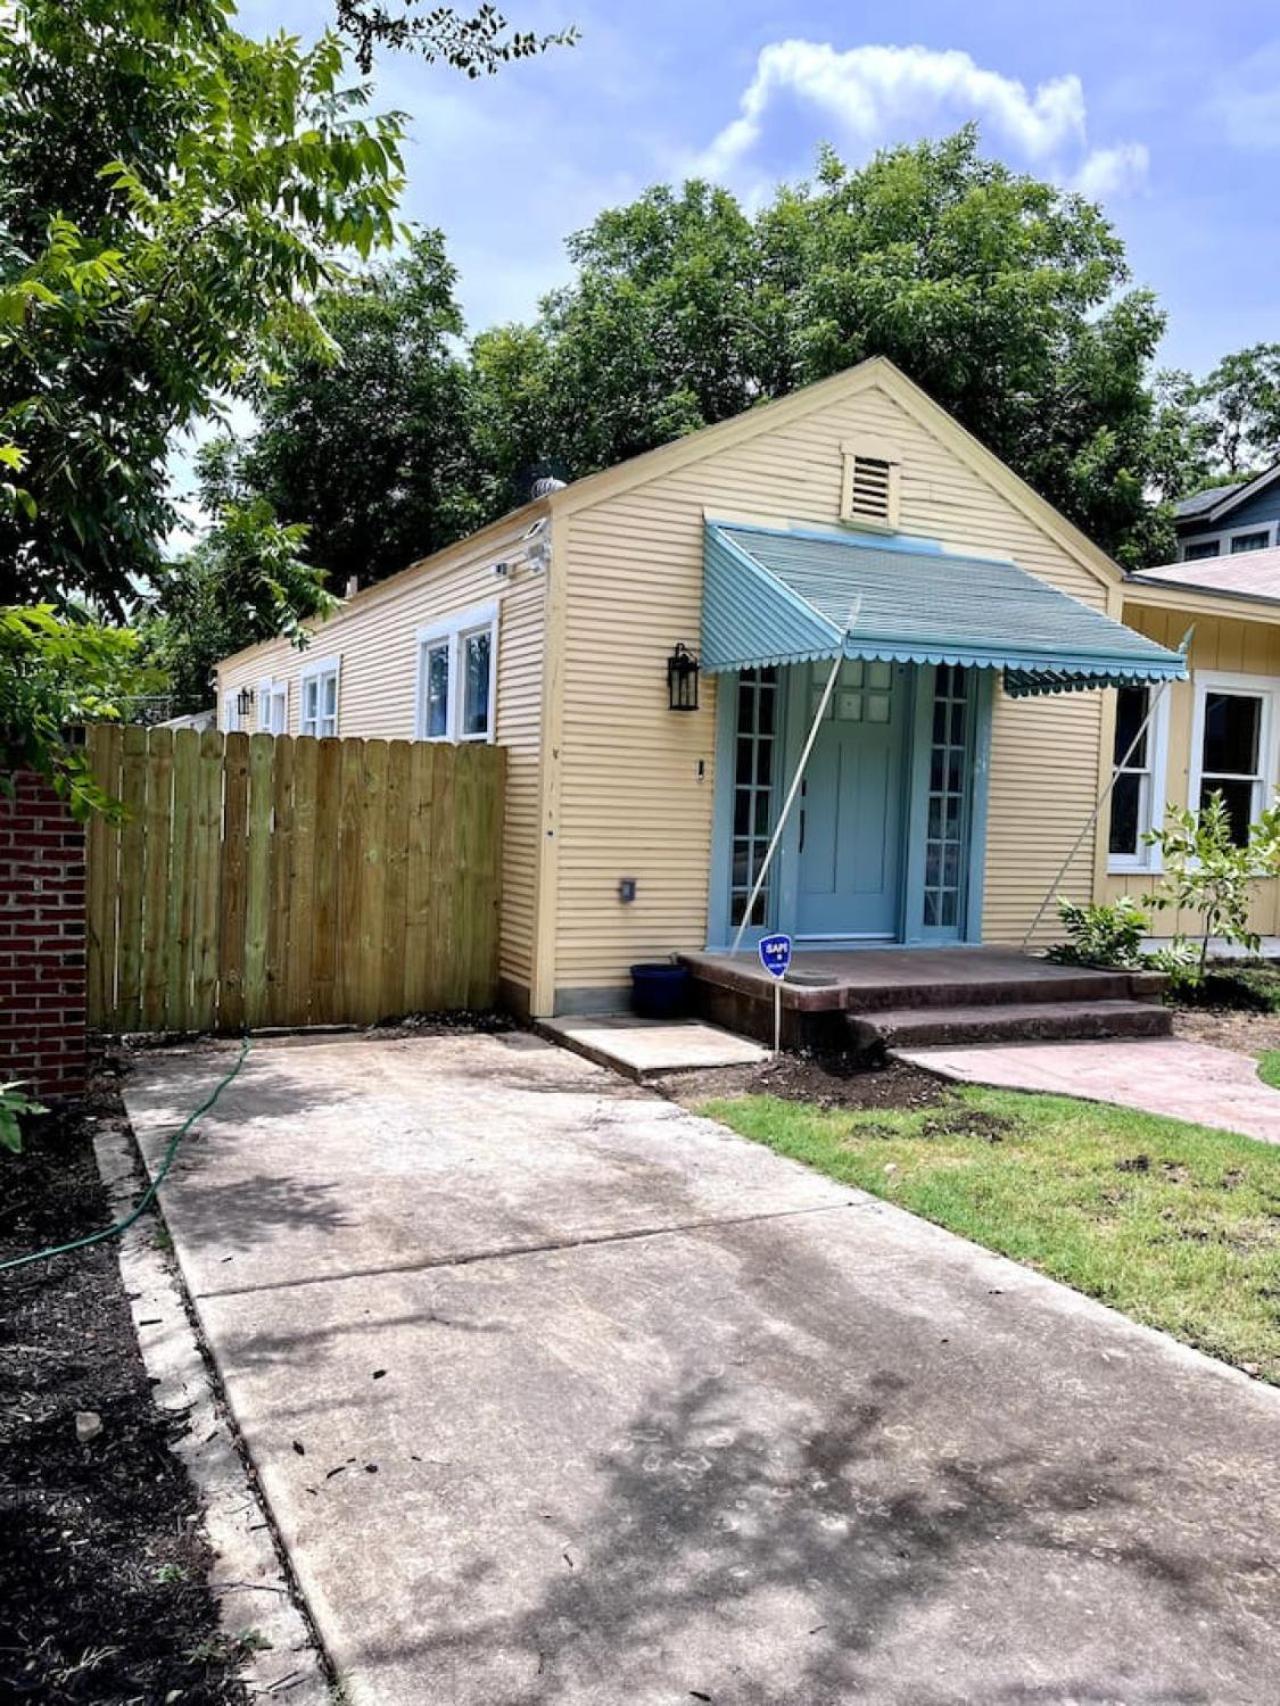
[{"left": 85, "top": 725, "right": 505, "bottom": 1034}]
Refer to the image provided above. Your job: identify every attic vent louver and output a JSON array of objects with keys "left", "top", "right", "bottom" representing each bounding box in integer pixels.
[
  {"left": 840, "top": 443, "right": 901, "bottom": 530},
  {"left": 849, "top": 456, "right": 891, "bottom": 520}
]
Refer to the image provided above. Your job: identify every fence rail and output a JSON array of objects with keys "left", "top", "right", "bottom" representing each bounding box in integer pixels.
[{"left": 85, "top": 726, "right": 505, "bottom": 1033}]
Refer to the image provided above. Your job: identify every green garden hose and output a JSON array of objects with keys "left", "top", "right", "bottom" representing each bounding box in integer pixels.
[{"left": 0, "top": 1039, "right": 250, "bottom": 1276}]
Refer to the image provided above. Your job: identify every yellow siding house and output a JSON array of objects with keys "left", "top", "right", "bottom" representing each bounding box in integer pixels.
[{"left": 216, "top": 356, "right": 1242, "bottom": 1019}]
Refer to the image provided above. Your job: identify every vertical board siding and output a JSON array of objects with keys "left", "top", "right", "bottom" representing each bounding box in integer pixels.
[
  {"left": 212, "top": 518, "right": 545, "bottom": 997},
  {"left": 1103, "top": 604, "right": 1280, "bottom": 938},
  {"left": 553, "top": 380, "right": 1113, "bottom": 992},
  {"left": 85, "top": 726, "right": 505, "bottom": 1032}
]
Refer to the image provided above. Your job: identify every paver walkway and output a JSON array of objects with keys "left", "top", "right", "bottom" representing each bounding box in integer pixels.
[
  {"left": 123, "top": 1032, "right": 1280, "bottom": 1706},
  {"left": 901, "top": 1034, "right": 1280, "bottom": 1143}
]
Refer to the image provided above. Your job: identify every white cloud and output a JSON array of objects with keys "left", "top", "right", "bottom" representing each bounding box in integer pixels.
[
  {"left": 1072, "top": 141, "right": 1150, "bottom": 199},
  {"left": 694, "top": 40, "right": 1148, "bottom": 201},
  {"left": 1211, "top": 42, "right": 1280, "bottom": 149}
]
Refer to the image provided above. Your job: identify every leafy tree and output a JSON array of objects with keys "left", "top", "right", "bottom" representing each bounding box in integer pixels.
[
  {"left": 205, "top": 230, "right": 481, "bottom": 591},
  {"left": 0, "top": 605, "right": 155, "bottom": 814},
  {"left": 479, "top": 131, "right": 1183, "bottom": 567},
  {"left": 0, "top": 0, "right": 407, "bottom": 613},
  {"left": 1146, "top": 793, "right": 1280, "bottom": 979},
  {"left": 1167, "top": 344, "right": 1280, "bottom": 488},
  {"left": 143, "top": 501, "right": 336, "bottom": 714}
]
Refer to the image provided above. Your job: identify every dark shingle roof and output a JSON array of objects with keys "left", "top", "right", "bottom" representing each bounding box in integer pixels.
[{"left": 1173, "top": 482, "right": 1244, "bottom": 520}]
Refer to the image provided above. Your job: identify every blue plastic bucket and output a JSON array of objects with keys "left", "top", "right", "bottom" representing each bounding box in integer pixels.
[{"left": 629, "top": 962, "right": 690, "bottom": 1019}]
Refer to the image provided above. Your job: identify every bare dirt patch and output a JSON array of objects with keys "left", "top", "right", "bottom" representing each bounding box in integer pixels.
[
  {"left": 0, "top": 1073, "right": 247, "bottom": 1705},
  {"left": 662, "top": 1052, "right": 946, "bottom": 1114},
  {"left": 1172, "top": 1007, "right": 1280, "bottom": 1056}
]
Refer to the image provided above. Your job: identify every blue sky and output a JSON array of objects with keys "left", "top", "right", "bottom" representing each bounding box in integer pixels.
[{"left": 234, "top": 0, "right": 1280, "bottom": 377}]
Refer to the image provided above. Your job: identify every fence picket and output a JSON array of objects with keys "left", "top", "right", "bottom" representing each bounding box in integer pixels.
[{"left": 140, "top": 728, "right": 173, "bottom": 1031}]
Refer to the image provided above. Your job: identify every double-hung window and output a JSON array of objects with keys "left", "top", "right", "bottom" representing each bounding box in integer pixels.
[
  {"left": 1107, "top": 685, "right": 1170, "bottom": 871},
  {"left": 258, "top": 678, "right": 288, "bottom": 735},
  {"left": 300, "top": 657, "right": 340, "bottom": 738},
  {"left": 415, "top": 604, "right": 498, "bottom": 742},
  {"left": 1189, "top": 675, "right": 1274, "bottom": 847}
]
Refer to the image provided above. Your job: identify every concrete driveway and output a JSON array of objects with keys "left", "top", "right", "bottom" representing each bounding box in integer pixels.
[{"left": 124, "top": 1032, "right": 1280, "bottom": 1706}]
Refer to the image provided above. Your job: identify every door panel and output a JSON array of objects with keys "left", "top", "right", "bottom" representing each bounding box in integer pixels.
[{"left": 797, "top": 661, "right": 907, "bottom": 938}]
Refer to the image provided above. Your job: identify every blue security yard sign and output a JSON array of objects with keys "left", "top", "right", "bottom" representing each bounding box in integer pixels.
[{"left": 758, "top": 933, "right": 792, "bottom": 981}]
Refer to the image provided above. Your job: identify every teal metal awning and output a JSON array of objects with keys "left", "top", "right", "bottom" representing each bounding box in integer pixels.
[{"left": 702, "top": 522, "right": 1187, "bottom": 697}]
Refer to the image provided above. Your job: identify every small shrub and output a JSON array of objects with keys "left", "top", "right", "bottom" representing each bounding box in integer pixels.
[
  {"left": 1174, "top": 962, "right": 1280, "bottom": 1013},
  {"left": 1145, "top": 793, "right": 1280, "bottom": 981},
  {"left": 1047, "top": 895, "right": 1149, "bottom": 968},
  {"left": 0, "top": 1080, "right": 46, "bottom": 1155}
]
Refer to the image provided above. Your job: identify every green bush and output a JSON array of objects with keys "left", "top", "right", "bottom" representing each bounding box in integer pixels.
[
  {"left": 1173, "top": 963, "right": 1280, "bottom": 1013},
  {"left": 1047, "top": 895, "right": 1149, "bottom": 969},
  {"left": 0, "top": 1081, "right": 46, "bottom": 1155}
]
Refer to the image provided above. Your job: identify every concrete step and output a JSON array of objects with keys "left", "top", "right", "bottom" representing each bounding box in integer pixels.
[
  {"left": 843, "top": 968, "right": 1168, "bottom": 1014},
  {"left": 850, "top": 998, "right": 1173, "bottom": 1053}
]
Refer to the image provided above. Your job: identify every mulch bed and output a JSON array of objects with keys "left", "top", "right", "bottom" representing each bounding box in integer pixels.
[
  {"left": 664, "top": 1052, "right": 946, "bottom": 1113},
  {"left": 1172, "top": 1007, "right": 1280, "bottom": 1057},
  {"left": 0, "top": 1077, "right": 247, "bottom": 1704}
]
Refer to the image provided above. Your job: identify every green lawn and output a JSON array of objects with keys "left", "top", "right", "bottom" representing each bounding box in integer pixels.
[
  {"left": 701, "top": 1087, "right": 1280, "bottom": 1384},
  {"left": 1258, "top": 1051, "right": 1280, "bottom": 1091}
]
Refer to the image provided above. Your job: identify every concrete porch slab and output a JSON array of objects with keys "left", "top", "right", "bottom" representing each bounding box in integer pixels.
[
  {"left": 900, "top": 1035, "right": 1280, "bottom": 1144},
  {"left": 539, "top": 1014, "right": 771, "bottom": 1079}
]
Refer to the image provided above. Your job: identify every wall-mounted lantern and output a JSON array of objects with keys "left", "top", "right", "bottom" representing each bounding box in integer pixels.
[
  {"left": 236, "top": 686, "right": 255, "bottom": 720},
  {"left": 667, "top": 642, "right": 700, "bottom": 713}
]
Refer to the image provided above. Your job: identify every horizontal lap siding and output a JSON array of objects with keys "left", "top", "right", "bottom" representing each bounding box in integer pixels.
[
  {"left": 555, "top": 382, "right": 1111, "bottom": 992},
  {"left": 215, "top": 522, "right": 545, "bottom": 992},
  {"left": 1103, "top": 604, "right": 1280, "bottom": 938}
]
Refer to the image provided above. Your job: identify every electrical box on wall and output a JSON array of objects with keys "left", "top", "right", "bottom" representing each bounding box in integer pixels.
[{"left": 617, "top": 877, "right": 637, "bottom": 904}]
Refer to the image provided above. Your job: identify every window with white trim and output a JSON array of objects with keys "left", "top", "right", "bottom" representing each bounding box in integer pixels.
[
  {"left": 258, "top": 678, "right": 288, "bottom": 735},
  {"left": 1107, "top": 685, "right": 1170, "bottom": 871},
  {"left": 300, "top": 657, "right": 339, "bottom": 738},
  {"left": 222, "top": 692, "right": 239, "bottom": 732},
  {"left": 1189, "top": 675, "right": 1275, "bottom": 848},
  {"left": 1178, "top": 523, "right": 1277, "bottom": 562},
  {"left": 414, "top": 604, "right": 498, "bottom": 742}
]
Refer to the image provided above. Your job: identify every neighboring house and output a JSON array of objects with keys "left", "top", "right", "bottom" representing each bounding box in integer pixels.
[
  {"left": 159, "top": 707, "right": 217, "bottom": 733},
  {"left": 1173, "top": 463, "right": 1280, "bottom": 562},
  {"left": 217, "top": 356, "right": 1210, "bottom": 1020}
]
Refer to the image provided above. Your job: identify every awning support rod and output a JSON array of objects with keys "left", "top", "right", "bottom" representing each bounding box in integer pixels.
[
  {"left": 730, "top": 600, "right": 861, "bottom": 958},
  {"left": 1019, "top": 627, "right": 1194, "bottom": 953}
]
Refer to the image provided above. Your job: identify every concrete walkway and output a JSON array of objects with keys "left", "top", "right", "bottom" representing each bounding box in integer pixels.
[
  {"left": 901, "top": 1035, "right": 1280, "bottom": 1143},
  {"left": 124, "top": 1033, "right": 1280, "bottom": 1705}
]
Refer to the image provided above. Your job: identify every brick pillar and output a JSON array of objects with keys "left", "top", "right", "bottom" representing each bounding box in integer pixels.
[{"left": 0, "top": 772, "right": 89, "bottom": 1099}]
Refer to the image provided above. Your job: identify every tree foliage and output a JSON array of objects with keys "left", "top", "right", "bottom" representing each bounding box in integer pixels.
[
  {"left": 331, "top": 1, "right": 576, "bottom": 76},
  {"left": 204, "top": 230, "right": 480, "bottom": 592},
  {"left": 0, "top": 0, "right": 407, "bottom": 612},
  {"left": 1162, "top": 344, "right": 1280, "bottom": 491},
  {"left": 143, "top": 499, "right": 336, "bottom": 713},
  {"left": 468, "top": 133, "right": 1180, "bottom": 566},
  {"left": 0, "top": 604, "right": 156, "bottom": 814}
]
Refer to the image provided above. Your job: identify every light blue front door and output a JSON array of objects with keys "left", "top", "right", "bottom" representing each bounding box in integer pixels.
[{"left": 795, "top": 660, "right": 908, "bottom": 939}]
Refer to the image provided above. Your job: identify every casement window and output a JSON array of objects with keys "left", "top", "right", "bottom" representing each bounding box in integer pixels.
[
  {"left": 840, "top": 440, "right": 901, "bottom": 529},
  {"left": 414, "top": 604, "right": 498, "bottom": 742},
  {"left": 1188, "top": 673, "right": 1276, "bottom": 847},
  {"left": 1107, "top": 684, "right": 1171, "bottom": 871},
  {"left": 222, "top": 692, "right": 239, "bottom": 733},
  {"left": 300, "top": 656, "right": 340, "bottom": 738},
  {"left": 258, "top": 678, "right": 288, "bottom": 735}
]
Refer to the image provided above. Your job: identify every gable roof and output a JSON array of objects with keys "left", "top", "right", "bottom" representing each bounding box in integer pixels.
[
  {"left": 1173, "top": 462, "right": 1280, "bottom": 529},
  {"left": 544, "top": 356, "right": 1123, "bottom": 591}
]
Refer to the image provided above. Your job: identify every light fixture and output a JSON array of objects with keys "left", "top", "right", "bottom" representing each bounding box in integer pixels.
[
  {"left": 236, "top": 686, "right": 255, "bottom": 719},
  {"left": 667, "top": 643, "right": 700, "bottom": 713}
]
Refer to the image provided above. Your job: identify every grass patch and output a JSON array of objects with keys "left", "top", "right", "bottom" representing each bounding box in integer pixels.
[
  {"left": 1259, "top": 1051, "right": 1280, "bottom": 1091},
  {"left": 701, "top": 1086, "right": 1280, "bottom": 1384}
]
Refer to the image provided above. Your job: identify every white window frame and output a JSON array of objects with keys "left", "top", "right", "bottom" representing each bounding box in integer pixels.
[
  {"left": 1179, "top": 522, "right": 1277, "bottom": 562},
  {"left": 222, "top": 691, "right": 239, "bottom": 733},
  {"left": 413, "top": 602, "right": 499, "bottom": 743},
  {"left": 258, "top": 677, "right": 289, "bottom": 735},
  {"left": 1187, "top": 670, "right": 1279, "bottom": 841},
  {"left": 1107, "top": 684, "right": 1172, "bottom": 874},
  {"left": 299, "top": 655, "right": 340, "bottom": 738}
]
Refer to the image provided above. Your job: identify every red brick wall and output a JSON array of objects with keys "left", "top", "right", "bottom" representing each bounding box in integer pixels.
[{"left": 0, "top": 772, "right": 88, "bottom": 1099}]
